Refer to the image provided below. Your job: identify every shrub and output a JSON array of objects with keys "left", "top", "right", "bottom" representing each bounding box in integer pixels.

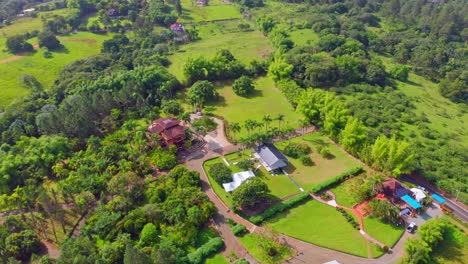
[
  {"left": 283, "top": 143, "right": 311, "bottom": 158},
  {"left": 193, "top": 116, "right": 217, "bottom": 132},
  {"left": 231, "top": 224, "right": 247, "bottom": 236},
  {"left": 237, "top": 159, "right": 254, "bottom": 170},
  {"left": 209, "top": 163, "right": 232, "bottom": 185},
  {"left": 233, "top": 259, "right": 250, "bottom": 264},
  {"left": 299, "top": 155, "right": 314, "bottom": 166},
  {"left": 250, "top": 192, "right": 310, "bottom": 224},
  {"left": 187, "top": 237, "right": 224, "bottom": 264},
  {"left": 311, "top": 167, "right": 363, "bottom": 194},
  {"left": 233, "top": 75, "right": 255, "bottom": 97},
  {"left": 319, "top": 147, "right": 333, "bottom": 159},
  {"left": 336, "top": 207, "right": 359, "bottom": 230}
]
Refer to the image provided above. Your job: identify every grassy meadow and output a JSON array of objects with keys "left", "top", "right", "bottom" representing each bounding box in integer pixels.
[
  {"left": 0, "top": 32, "right": 109, "bottom": 107},
  {"left": 238, "top": 233, "right": 293, "bottom": 264},
  {"left": 178, "top": 0, "right": 241, "bottom": 23},
  {"left": 168, "top": 20, "right": 273, "bottom": 80},
  {"left": 266, "top": 199, "right": 370, "bottom": 257},
  {"left": 363, "top": 217, "right": 404, "bottom": 247},
  {"left": 275, "top": 133, "right": 362, "bottom": 191}
]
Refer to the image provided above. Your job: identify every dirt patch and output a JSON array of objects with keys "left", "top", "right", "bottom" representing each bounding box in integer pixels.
[{"left": 62, "top": 38, "right": 97, "bottom": 45}]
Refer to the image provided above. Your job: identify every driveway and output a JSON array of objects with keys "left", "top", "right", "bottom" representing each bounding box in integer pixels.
[{"left": 409, "top": 203, "right": 444, "bottom": 227}]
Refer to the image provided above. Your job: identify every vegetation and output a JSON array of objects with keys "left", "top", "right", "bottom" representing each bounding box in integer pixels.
[
  {"left": 208, "top": 163, "right": 232, "bottom": 185},
  {"left": 250, "top": 192, "right": 310, "bottom": 224},
  {"left": 231, "top": 224, "right": 247, "bottom": 236},
  {"left": 233, "top": 75, "right": 255, "bottom": 97},
  {"left": 232, "top": 178, "right": 270, "bottom": 209},
  {"left": 363, "top": 217, "right": 404, "bottom": 248},
  {"left": 238, "top": 232, "right": 293, "bottom": 264},
  {"left": 366, "top": 199, "right": 400, "bottom": 224},
  {"left": 187, "top": 237, "right": 224, "bottom": 264},
  {"left": 192, "top": 116, "right": 217, "bottom": 134},
  {"left": 311, "top": 167, "right": 363, "bottom": 194}
]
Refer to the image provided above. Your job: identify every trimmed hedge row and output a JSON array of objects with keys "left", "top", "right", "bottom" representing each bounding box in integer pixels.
[
  {"left": 336, "top": 207, "right": 360, "bottom": 230},
  {"left": 249, "top": 192, "right": 311, "bottom": 224},
  {"left": 231, "top": 224, "right": 247, "bottom": 236},
  {"left": 311, "top": 166, "right": 363, "bottom": 194},
  {"left": 187, "top": 237, "right": 224, "bottom": 264}
]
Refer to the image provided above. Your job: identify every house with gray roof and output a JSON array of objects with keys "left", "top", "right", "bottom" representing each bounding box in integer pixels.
[{"left": 254, "top": 143, "right": 289, "bottom": 172}]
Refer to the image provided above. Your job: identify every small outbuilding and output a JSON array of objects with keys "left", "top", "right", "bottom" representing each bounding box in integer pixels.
[
  {"left": 170, "top": 23, "right": 185, "bottom": 32},
  {"left": 223, "top": 170, "right": 255, "bottom": 192},
  {"left": 410, "top": 188, "right": 427, "bottom": 203},
  {"left": 254, "top": 143, "right": 289, "bottom": 172}
]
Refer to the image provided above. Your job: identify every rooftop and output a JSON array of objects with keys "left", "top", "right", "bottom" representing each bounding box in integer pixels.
[
  {"left": 223, "top": 170, "right": 255, "bottom": 192},
  {"left": 254, "top": 143, "right": 288, "bottom": 171}
]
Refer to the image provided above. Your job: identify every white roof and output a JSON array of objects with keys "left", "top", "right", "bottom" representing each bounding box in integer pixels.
[
  {"left": 323, "top": 261, "right": 341, "bottom": 264},
  {"left": 223, "top": 170, "right": 255, "bottom": 192},
  {"left": 410, "top": 188, "right": 426, "bottom": 202},
  {"left": 23, "top": 8, "right": 35, "bottom": 12}
]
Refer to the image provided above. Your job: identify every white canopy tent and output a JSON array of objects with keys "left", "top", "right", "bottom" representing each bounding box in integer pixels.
[
  {"left": 223, "top": 171, "right": 255, "bottom": 192},
  {"left": 410, "top": 188, "right": 427, "bottom": 203}
]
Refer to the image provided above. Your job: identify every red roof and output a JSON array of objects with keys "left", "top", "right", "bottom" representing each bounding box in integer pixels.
[
  {"left": 148, "top": 117, "right": 181, "bottom": 134},
  {"left": 161, "top": 125, "right": 185, "bottom": 139}
]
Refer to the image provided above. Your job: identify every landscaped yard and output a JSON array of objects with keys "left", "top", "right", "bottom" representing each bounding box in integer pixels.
[
  {"left": 0, "top": 32, "right": 109, "bottom": 107},
  {"left": 275, "top": 133, "right": 362, "bottom": 191},
  {"left": 266, "top": 199, "right": 370, "bottom": 257},
  {"left": 168, "top": 20, "right": 273, "bottom": 80},
  {"left": 205, "top": 253, "right": 230, "bottom": 264},
  {"left": 238, "top": 233, "right": 293, "bottom": 264},
  {"left": 203, "top": 77, "right": 302, "bottom": 138},
  {"left": 178, "top": 0, "right": 241, "bottom": 23},
  {"left": 330, "top": 173, "right": 367, "bottom": 208},
  {"left": 363, "top": 216, "right": 404, "bottom": 247},
  {"left": 203, "top": 155, "right": 300, "bottom": 208}
]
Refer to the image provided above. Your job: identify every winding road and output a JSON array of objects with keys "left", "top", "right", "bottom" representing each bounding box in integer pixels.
[{"left": 185, "top": 118, "right": 411, "bottom": 264}]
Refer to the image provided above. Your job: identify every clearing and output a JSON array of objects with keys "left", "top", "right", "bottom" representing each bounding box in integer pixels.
[
  {"left": 266, "top": 199, "right": 371, "bottom": 257},
  {"left": 275, "top": 133, "right": 362, "bottom": 191},
  {"left": 178, "top": 0, "right": 241, "bottom": 23},
  {"left": 363, "top": 216, "right": 404, "bottom": 247}
]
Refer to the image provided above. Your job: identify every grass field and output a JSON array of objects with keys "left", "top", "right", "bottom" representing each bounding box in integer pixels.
[
  {"left": 204, "top": 253, "right": 230, "bottom": 264},
  {"left": 363, "top": 217, "right": 404, "bottom": 247},
  {"left": 289, "top": 28, "right": 319, "bottom": 46},
  {"left": 168, "top": 20, "right": 273, "bottom": 80},
  {"left": 203, "top": 77, "right": 302, "bottom": 138},
  {"left": 275, "top": 133, "right": 362, "bottom": 191},
  {"left": 203, "top": 155, "right": 299, "bottom": 207},
  {"left": 238, "top": 233, "right": 293, "bottom": 264},
  {"left": 266, "top": 199, "right": 369, "bottom": 257},
  {"left": 179, "top": 0, "right": 241, "bottom": 23},
  {"left": 0, "top": 32, "right": 109, "bottom": 107},
  {"left": 330, "top": 173, "right": 366, "bottom": 207}
]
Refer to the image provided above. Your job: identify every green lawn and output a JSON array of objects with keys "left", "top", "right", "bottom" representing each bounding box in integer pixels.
[
  {"left": 179, "top": 0, "right": 241, "bottom": 23},
  {"left": 203, "top": 155, "right": 300, "bottom": 208},
  {"left": 168, "top": 20, "right": 273, "bottom": 80},
  {"left": 289, "top": 28, "right": 319, "bottom": 46},
  {"left": 204, "top": 253, "right": 230, "bottom": 264},
  {"left": 363, "top": 217, "right": 404, "bottom": 247},
  {"left": 275, "top": 133, "right": 362, "bottom": 191},
  {"left": 266, "top": 199, "right": 369, "bottom": 257},
  {"left": 0, "top": 32, "right": 109, "bottom": 107},
  {"left": 238, "top": 233, "right": 293, "bottom": 264},
  {"left": 203, "top": 77, "right": 302, "bottom": 138},
  {"left": 330, "top": 174, "right": 367, "bottom": 208}
]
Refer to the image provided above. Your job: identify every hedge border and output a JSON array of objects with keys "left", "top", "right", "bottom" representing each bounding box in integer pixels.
[
  {"left": 311, "top": 166, "right": 363, "bottom": 194},
  {"left": 249, "top": 192, "right": 311, "bottom": 224}
]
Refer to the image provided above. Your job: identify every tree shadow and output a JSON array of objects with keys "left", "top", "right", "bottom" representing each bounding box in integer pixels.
[
  {"left": 303, "top": 138, "right": 331, "bottom": 148},
  {"left": 53, "top": 45, "right": 70, "bottom": 54},
  {"left": 243, "top": 88, "right": 263, "bottom": 99},
  {"left": 405, "top": 80, "right": 421, "bottom": 87},
  {"left": 284, "top": 163, "right": 297, "bottom": 174}
]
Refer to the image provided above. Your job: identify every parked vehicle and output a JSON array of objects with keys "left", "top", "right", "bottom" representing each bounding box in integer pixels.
[
  {"left": 407, "top": 222, "right": 417, "bottom": 233},
  {"left": 441, "top": 205, "right": 452, "bottom": 213}
]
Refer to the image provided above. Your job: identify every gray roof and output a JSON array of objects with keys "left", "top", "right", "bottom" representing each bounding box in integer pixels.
[{"left": 254, "top": 143, "right": 288, "bottom": 170}]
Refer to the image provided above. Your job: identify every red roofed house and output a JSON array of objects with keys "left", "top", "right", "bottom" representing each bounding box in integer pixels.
[
  {"left": 382, "top": 179, "right": 411, "bottom": 202},
  {"left": 148, "top": 117, "right": 186, "bottom": 146}
]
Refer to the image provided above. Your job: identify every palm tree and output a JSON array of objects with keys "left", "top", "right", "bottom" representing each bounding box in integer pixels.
[
  {"left": 263, "top": 114, "right": 273, "bottom": 131},
  {"left": 244, "top": 119, "right": 256, "bottom": 137},
  {"left": 179, "top": 112, "right": 191, "bottom": 125},
  {"left": 229, "top": 122, "right": 241, "bottom": 142},
  {"left": 276, "top": 114, "right": 285, "bottom": 130}
]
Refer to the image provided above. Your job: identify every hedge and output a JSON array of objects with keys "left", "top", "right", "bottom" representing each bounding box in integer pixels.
[
  {"left": 249, "top": 192, "right": 310, "bottom": 224},
  {"left": 232, "top": 224, "right": 247, "bottom": 236},
  {"left": 336, "top": 207, "right": 360, "bottom": 230},
  {"left": 187, "top": 237, "right": 224, "bottom": 264},
  {"left": 311, "top": 166, "right": 363, "bottom": 194}
]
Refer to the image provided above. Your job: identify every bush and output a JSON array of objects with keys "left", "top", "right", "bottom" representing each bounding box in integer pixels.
[
  {"left": 283, "top": 143, "right": 311, "bottom": 158},
  {"left": 231, "top": 224, "right": 247, "bottom": 236},
  {"left": 151, "top": 146, "right": 177, "bottom": 170},
  {"left": 319, "top": 147, "right": 333, "bottom": 159},
  {"left": 193, "top": 117, "right": 217, "bottom": 132},
  {"left": 299, "top": 155, "right": 314, "bottom": 166},
  {"left": 336, "top": 207, "right": 359, "bottom": 230},
  {"left": 233, "top": 259, "right": 250, "bottom": 264},
  {"left": 187, "top": 237, "right": 224, "bottom": 264},
  {"left": 311, "top": 167, "right": 363, "bottom": 194},
  {"left": 250, "top": 192, "right": 310, "bottom": 224},
  {"left": 232, "top": 76, "right": 255, "bottom": 97},
  {"left": 209, "top": 163, "right": 232, "bottom": 185},
  {"left": 237, "top": 159, "right": 254, "bottom": 170}
]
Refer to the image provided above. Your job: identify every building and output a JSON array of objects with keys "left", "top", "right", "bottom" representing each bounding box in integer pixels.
[
  {"left": 223, "top": 171, "right": 255, "bottom": 192},
  {"left": 148, "top": 117, "right": 186, "bottom": 146},
  {"left": 254, "top": 143, "right": 289, "bottom": 172},
  {"left": 410, "top": 188, "right": 427, "bottom": 203},
  {"left": 170, "top": 23, "right": 185, "bottom": 32},
  {"left": 382, "top": 179, "right": 410, "bottom": 201},
  {"left": 196, "top": 0, "right": 208, "bottom": 6},
  {"left": 17, "top": 8, "right": 35, "bottom": 17}
]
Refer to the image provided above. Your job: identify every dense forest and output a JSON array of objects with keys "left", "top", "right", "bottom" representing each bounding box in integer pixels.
[{"left": 0, "top": 0, "right": 466, "bottom": 262}]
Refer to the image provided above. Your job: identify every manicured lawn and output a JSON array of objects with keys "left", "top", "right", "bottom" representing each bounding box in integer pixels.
[
  {"left": 266, "top": 199, "right": 369, "bottom": 257},
  {"left": 203, "top": 155, "right": 300, "bottom": 208},
  {"left": 330, "top": 173, "right": 367, "bottom": 207},
  {"left": 238, "top": 233, "right": 293, "bottom": 264},
  {"left": 204, "top": 253, "right": 230, "bottom": 264},
  {"left": 0, "top": 32, "right": 109, "bottom": 107},
  {"left": 276, "top": 133, "right": 362, "bottom": 191},
  {"left": 203, "top": 77, "right": 302, "bottom": 138},
  {"left": 179, "top": 0, "right": 241, "bottom": 23},
  {"left": 363, "top": 217, "right": 404, "bottom": 247},
  {"left": 168, "top": 20, "right": 273, "bottom": 80}
]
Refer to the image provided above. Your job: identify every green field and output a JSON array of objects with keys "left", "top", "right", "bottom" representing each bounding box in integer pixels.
[
  {"left": 289, "top": 28, "right": 319, "bottom": 46},
  {"left": 168, "top": 20, "right": 273, "bottom": 80},
  {"left": 275, "top": 133, "right": 362, "bottom": 191},
  {"left": 203, "top": 77, "right": 302, "bottom": 138},
  {"left": 363, "top": 217, "right": 404, "bottom": 247},
  {"left": 0, "top": 32, "right": 109, "bottom": 107},
  {"left": 266, "top": 199, "right": 369, "bottom": 257},
  {"left": 179, "top": 0, "right": 241, "bottom": 23},
  {"left": 203, "top": 155, "right": 299, "bottom": 207},
  {"left": 204, "top": 253, "right": 230, "bottom": 264},
  {"left": 330, "top": 174, "right": 366, "bottom": 207},
  {"left": 238, "top": 233, "right": 293, "bottom": 264}
]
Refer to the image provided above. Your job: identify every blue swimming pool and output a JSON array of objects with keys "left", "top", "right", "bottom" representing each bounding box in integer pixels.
[{"left": 401, "top": 194, "right": 422, "bottom": 209}]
